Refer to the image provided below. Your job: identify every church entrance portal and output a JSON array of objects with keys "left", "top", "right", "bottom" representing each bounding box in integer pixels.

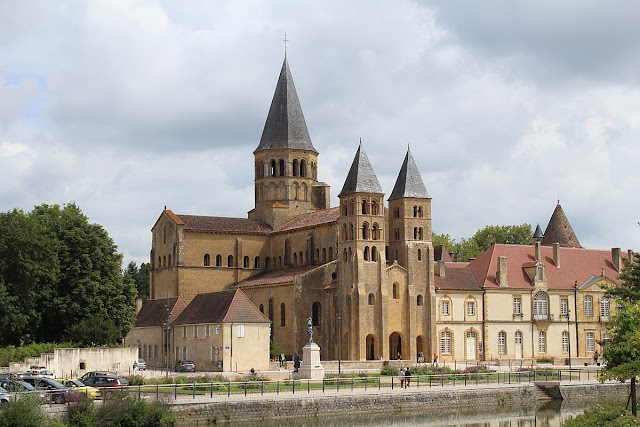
[{"left": 389, "top": 332, "right": 402, "bottom": 359}]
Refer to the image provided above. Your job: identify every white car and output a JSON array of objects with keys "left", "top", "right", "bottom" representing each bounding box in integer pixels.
[{"left": 27, "top": 368, "right": 55, "bottom": 379}]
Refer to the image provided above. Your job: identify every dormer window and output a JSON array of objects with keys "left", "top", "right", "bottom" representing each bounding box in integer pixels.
[{"left": 537, "top": 266, "right": 544, "bottom": 281}]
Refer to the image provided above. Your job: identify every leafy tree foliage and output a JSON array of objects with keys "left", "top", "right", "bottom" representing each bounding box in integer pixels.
[
  {"left": 125, "top": 261, "right": 150, "bottom": 300},
  {"left": 606, "top": 251, "right": 640, "bottom": 303},
  {"left": 0, "top": 203, "right": 136, "bottom": 346},
  {"left": 433, "top": 224, "right": 532, "bottom": 262}
]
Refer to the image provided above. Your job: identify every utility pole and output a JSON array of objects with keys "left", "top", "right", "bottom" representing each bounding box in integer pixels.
[
  {"left": 567, "top": 308, "right": 572, "bottom": 370},
  {"left": 336, "top": 311, "right": 342, "bottom": 374}
]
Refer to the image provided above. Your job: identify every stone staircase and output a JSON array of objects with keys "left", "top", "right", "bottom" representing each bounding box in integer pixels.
[{"left": 534, "top": 382, "right": 562, "bottom": 401}]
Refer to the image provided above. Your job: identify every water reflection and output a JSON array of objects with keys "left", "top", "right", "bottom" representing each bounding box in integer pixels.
[{"left": 236, "top": 399, "right": 601, "bottom": 426}]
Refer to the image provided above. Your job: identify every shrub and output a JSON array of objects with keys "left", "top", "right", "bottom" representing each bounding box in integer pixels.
[
  {"left": 95, "top": 394, "right": 175, "bottom": 427},
  {"left": 65, "top": 395, "right": 97, "bottom": 427},
  {"left": 564, "top": 402, "right": 639, "bottom": 427},
  {"left": 380, "top": 365, "right": 399, "bottom": 376},
  {"left": 0, "top": 394, "right": 48, "bottom": 427},
  {"left": 126, "top": 375, "right": 145, "bottom": 386}
]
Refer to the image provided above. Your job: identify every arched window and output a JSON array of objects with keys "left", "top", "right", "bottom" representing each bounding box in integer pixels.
[
  {"left": 278, "top": 256, "right": 282, "bottom": 266},
  {"left": 418, "top": 249, "right": 422, "bottom": 261},
  {"left": 158, "top": 256, "right": 161, "bottom": 268},
  {"left": 270, "top": 159, "right": 276, "bottom": 176},
  {"left": 413, "top": 206, "right": 418, "bottom": 217},
  {"left": 418, "top": 228, "right": 423, "bottom": 240},
  {"left": 316, "top": 248, "right": 320, "bottom": 262},
  {"left": 417, "top": 294, "right": 424, "bottom": 306},
  {"left": 371, "top": 200, "right": 378, "bottom": 215},
  {"left": 293, "top": 252, "right": 298, "bottom": 265},
  {"left": 350, "top": 199, "right": 355, "bottom": 215},
  {"left": 342, "top": 224, "right": 347, "bottom": 241},
  {"left": 361, "top": 199, "right": 368, "bottom": 214},
  {"left": 216, "top": 254, "right": 222, "bottom": 267},
  {"left": 534, "top": 292, "right": 548, "bottom": 320},
  {"left": 364, "top": 246, "right": 370, "bottom": 261},
  {"left": 414, "top": 227, "right": 418, "bottom": 239},
  {"left": 418, "top": 206, "right": 423, "bottom": 217},
  {"left": 293, "top": 159, "right": 299, "bottom": 176},
  {"left": 162, "top": 256, "right": 166, "bottom": 267},
  {"left": 395, "top": 228, "right": 400, "bottom": 240},
  {"left": 259, "top": 304, "right": 264, "bottom": 313},
  {"left": 299, "top": 251, "right": 304, "bottom": 264},
  {"left": 254, "top": 257, "right": 260, "bottom": 268},
  {"left": 280, "top": 303, "right": 286, "bottom": 327},
  {"left": 498, "top": 331, "right": 507, "bottom": 355},
  {"left": 256, "top": 162, "right": 263, "bottom": 179},
  {"left": 204, "top": 254, "right": 210, "bottom": 266},
  {"left": 279, "top": 159, "right": 285, "bottom": 176},
  {"left": 342, "top": 203, "right": 348, "bottom": 216},
  {"left": 349, "top": 223, "right": 354, "bottom": 240},
  {"left": 394, "top": 206, "right": 400, "bottom": 218},
  {"left": 322, "top": 248, "right": 326, "bottom": 262},
  {"left": 243, "top": 256, "right": 249, "bottom": 268},
  {"left": 227, "top": 255, "right": 234, "bottom": 267},
  {"left": 312, "top": 302, "right": 321, "bottom": 326},
  {"left": 348, "top": 247, "right": 352, "bottom": 261},
  {"left": 343, "top": 248, "right": 348, "bottom": 261},
  {"left": 362, "top": 222, "right": 369, "bottom": 240},
  {"left": 265, "top": 257, "right": 271, "bottom": 269},
  {"left": 372, "top": 223, "right": 379, "bottom": 240},
  {"left": 368, "top": 293, "right": 375, "bottom": 305},
  {"left": 601, "top": 297, "right": 610, "bottom": 321},
  {"left": 392, "top": 283, "right": 398, "bottom": 299},
  {"left": 300, "top": 159, "right": 307, "bottom": 177},
  {"left": 268, "top": 298, "right": 274, "bottom": 322},
  {"left": 372, "top": 246, "right": 377, "bottom": 262}
]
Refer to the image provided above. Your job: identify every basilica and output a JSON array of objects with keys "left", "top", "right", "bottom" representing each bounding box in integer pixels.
[{"left": 133, "top": 57, "right": 628, "bottom": 371}]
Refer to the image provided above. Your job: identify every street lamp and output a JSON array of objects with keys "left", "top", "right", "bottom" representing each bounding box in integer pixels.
[
  {"left": 165, "top": 300, "right": 171, "bottom": 378},
  {"left": 336, "top": 311, "right": 342, "bottom": 375},
  {"left": 567, "top": 308, "right": 572, "bottom": 370}
]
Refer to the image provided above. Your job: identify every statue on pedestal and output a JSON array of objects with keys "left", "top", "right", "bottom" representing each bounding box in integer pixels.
[{"left": 307, "top": 316, "right": 314, "bottom": 344}]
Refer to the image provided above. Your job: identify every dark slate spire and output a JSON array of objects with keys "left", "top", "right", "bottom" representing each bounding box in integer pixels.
[
  {"left": 338, "top": 143, "right": 383, "bottom": 197},
  {"left": 388, "top": 147, "right": 430, "bottom": 201},
  {"left": 254, "top": 58, "right": 317, "bottom": 154},
  {"left": 542, "top": 204, "right": 582, "bottom": 248},
  {"left": 533, "top": 224, "right": 544, "bottom": 239}
]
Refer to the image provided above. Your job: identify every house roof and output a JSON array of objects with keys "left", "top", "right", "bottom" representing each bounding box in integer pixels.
[
  {"left": 254, "top": 57, "right": 317, "bottom": 154},
  {"left": 273, "top": 207, "right": 339, "bottom": 233},
  {"left": 338, "top": 143, "right": 384, "bottom": 197},
  {"left": 434, "top": 245, "right": 455, "bottom": 262},
  {"left": 134, "top": 296, "right": 188, "bottom": 328},
  {"left": 434, "top": 262, "right": 481, "bottom": 291},
  {"left": 176, "top": 214, "right": 272, "bottom": 235},
  {"left": 238, "top": 265, "right": 320, "bottom": 287},
  {"left": 172, "top": 289, "right": 270, "bottom": 325},
  {"left": 468, "top": 244, "right": 622, "bottom": 290},
  {"left": 542, "top": 204, "right": 582, "bottom": 248},
  {"left": 388, "top": 148, "right": 430, "bottom": 201}
]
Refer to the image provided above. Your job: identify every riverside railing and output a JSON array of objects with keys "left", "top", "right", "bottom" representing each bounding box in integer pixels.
[{"left": 99, "top": 368, "right": 604, "bottom": 401}]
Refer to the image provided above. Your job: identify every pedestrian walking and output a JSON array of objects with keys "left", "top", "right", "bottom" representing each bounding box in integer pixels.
[
  {"left": 280, "top": 351, "right": 285, "bottom": 367},
  {"left": 398, "top": 366, "right": 405, "bottom": 389},
  {"left": 594, "top": 349, "right": 599, "bottom": 365},
  {"left": 405, "top": 367, "right": 412, "bottom": 388}
]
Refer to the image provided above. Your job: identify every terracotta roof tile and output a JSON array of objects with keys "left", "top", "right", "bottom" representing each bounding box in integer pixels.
[
  {"left": 238, "top": 265, "right": 320, "bottom": 287},
  {"left": 177, "top": 214, "right": 271, "bottom": 234},
  {"left": 134, "top": 296, "right": 188, "bottom": 327},
  {"left": 434, "top": 262, "right": 482, "bottom": 291},
  {"left": 173, "top": 289, "right": 269, "bottom": 325},
  {"left": 272, "top": 207, "right": 339, "bottom": 233}
]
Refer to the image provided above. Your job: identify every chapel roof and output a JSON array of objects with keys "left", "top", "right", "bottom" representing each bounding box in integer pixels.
[
  {"left": 388, "top": 148, "right": 430, "bottom": 201},
  {"left": 467, "top": 244, "right": 622, "bottom": 290},
  {"left": 134, "top": 296, "right": 188, "bottom": 328},
  {"left": 254, "top": 57, "right": 317, "bottom": 154},
  {"left": 172, "top": 289, "right": 270, "bottom": 325},
  {"left": 338, "top": 143, "right": 384, "bottom": 197},
  {"left": 273, "top": 207, "right": 339, "bottom": 233},
  {"left": 237, "top": 265, "right": 320, "bottom": 287},
  {"left": 542, "top": 204, "right": 582, "bottom": 248},
  {"left": 177, "top": 214, "right": 272, "bottom": 234}
]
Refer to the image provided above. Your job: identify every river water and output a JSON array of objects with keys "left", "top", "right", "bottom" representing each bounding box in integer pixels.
[{"left": 235, "top": 399, "right": 605, "bottom": 426}]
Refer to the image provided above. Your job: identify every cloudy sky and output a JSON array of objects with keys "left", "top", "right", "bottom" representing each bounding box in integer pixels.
[{"left": 2, "top": 0, "right": 639, "bottom": 267}]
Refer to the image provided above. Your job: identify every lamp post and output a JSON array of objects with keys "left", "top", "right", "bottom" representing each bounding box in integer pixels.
[
  {"left": 336, "top": 311, "right": 342, "bottom": 375},
  {"left": 165, "top": 301, "right": 170, "bottom": 378},
  {"left": 567, "top": 308, "right": 572, "bottom": 370}
]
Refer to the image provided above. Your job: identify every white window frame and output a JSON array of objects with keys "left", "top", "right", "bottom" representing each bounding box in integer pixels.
[
  {"left": 534, "top": 292, "right": 549, "bottom": 320},
  {"left": 498, "top": 331, "right": 506, "bottom": 355},
  {"left": 584, "top": 295, "right": 593, "bottom": 317},
  {"left": 441, "top": 331, "right": 452, "bottom": 354},
  {"left": 513, "top": 297, "right": 522, "bottom": 315},
  {"left": 586, "top": 332, "right": 595, "bottom": 352},
  {"left": 182, "top": 326, "right": 187, "bottom": 338},
  {"left": 237, "top": 324, "right": 245, "bottom": 338},
  {"left": 467, "top": 301, "right": 475, "bottom": 316},
  {"left": 193, "top": 325, "right": 198, "bottom": 338},
  {"left": 216, "top": 326, "right": 221, "bottom": 335},
  {"left": 441, "top": 300, "right": 450, "bottom": 316},
  {"left": 601, "top": 297, "right": 610, "bottom": 321},
  {"left": 538, "top": 331, "right": 546, "bottom": 353},
  {"left": 560, "top": 298, "right": 568, "bottom": 316},
  {"left": 205, "top": 325, "right": 211, "bottom": 337},
  {"left": 562, "top": 331, "right": 569, "bottom": 353}
]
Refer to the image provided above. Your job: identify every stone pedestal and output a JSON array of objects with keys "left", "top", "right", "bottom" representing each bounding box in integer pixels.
[{"left": 298, "top": 342, "right": 325, "bottom": 380}]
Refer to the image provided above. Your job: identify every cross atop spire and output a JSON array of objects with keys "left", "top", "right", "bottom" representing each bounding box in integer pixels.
[{"left": 283, "top": 33, "right": 289, "bottom": 57}]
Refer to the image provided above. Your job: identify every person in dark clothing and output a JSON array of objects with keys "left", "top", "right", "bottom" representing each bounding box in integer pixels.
[{"left": 405, "top": 367, "right": 412, "bottom": 387}]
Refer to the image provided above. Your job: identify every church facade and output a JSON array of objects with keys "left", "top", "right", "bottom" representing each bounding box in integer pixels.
[{"left": 145, "top": 57, "right": 628, "bottom": 369}]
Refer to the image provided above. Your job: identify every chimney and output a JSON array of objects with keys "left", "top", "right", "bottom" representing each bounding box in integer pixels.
[
  {"left": 612, "top": 248, "right": 621, "bottom": 271},
  {"left": 553, "top": 243, "right": 560, "bottom": 267},
  {"left": 135, "top": 298, "right": 143, "bottom": 315},
  {"left": 629, "top": 249, "right": 634, "bottom": 262},
  {"left": 438, "top": 260, "right": 446, "bottom": 278},
  {"left": 497, "top": 256, "right": 508, "bottom": 287},
  {"left": 535, "top": 241, "right": 542, "bottom": 261}
]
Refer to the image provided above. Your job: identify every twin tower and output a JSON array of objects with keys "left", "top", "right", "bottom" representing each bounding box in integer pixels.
[{"left": 250, "top": 57, "right": 436, "bottom": 361}]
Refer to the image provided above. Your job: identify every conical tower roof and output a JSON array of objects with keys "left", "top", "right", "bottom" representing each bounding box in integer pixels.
[
  {"left": 388, "top": 148, "right": 430, "bottom": 200},
  {"left": 542, "top": 204, "right": 582, "bottom": 248},
  {"left": 338, "top": 143, "right": 383, "bottom": 197},
  {"left": 254, "top": 58, "right": 317, "bottom": 154},
  {"left": 533, "top": 224, "right": 544, "bottom": 239}
]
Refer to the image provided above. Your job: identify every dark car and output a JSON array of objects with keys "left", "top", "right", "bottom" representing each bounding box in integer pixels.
[
  {"left": 1, "top": 379, "right": 50, "bottom": 402},
  {"left": 21, "top": 376, "right": 79, "bottom": 404},
  {"left": 175, "top": 360, "right": 196, "bottom": 372},
  {"left": 81, "top": 375, "right": 128, "bottom": 388}
]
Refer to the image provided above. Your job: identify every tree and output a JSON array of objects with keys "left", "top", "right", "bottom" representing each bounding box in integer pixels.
[
  {"left": 125, "top": 261, "right": 150, "bottom": 300},
  {"left": 433, "top": 224, "right": 532, "bottom": 262},
  {"left": 0, "top": 203, "right": 136, "bottom": 346},
  {"left": 602, "top": 251, "right": 640, "bottom": 416}
]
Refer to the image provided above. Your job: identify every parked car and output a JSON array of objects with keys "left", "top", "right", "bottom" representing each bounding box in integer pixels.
[
  {"left": 56, "top": 378, "right": 99, "bottom": 399},
  {"left": 79, "top": 371, "right": 118, "bottom": 382},
  {"left": 175, "top": 360, "right": 196, "bottom": 372},
  {"left": 136, "top": 358, "right": 146, "bottom": 371},
  {"left": 21, "top": 376, "right": 79, "bottom": 404},
  {"left": 0, "top": 379, "right": 48, "bottom": 401},
  {"left": 0, "top": 386, "right": 11, "bottom": 405},
  {"left": 27, "top": 368, "right": 55, "bottom": 378},
  {"left": 81, "top": 374, "right": 128, "bottom": 388}
]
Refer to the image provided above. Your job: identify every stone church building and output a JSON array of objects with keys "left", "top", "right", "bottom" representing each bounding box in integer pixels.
[{"left": 145, "top": 57, "right": 629, "bottom": 367}]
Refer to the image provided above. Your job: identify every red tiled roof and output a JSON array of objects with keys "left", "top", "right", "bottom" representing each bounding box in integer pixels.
[
  {"left": 134, "top": 296, "right": 188, "bottom": 327},
  {"left": 468, "top": 244, "right": 623, "bottom": 290},
  {"left": 272, "top": 207, "right": 339, "bottom": 233},
  {"left": 177, "top": 214, "right": 271, "bottom": 234},
  {"left": 434, "top": 262, "right": 481, "bottom": 291},
  {"left": 238, "top": 265, "right": 320, "bottom": 287},
  {"left": 173, "top": 289, "right": 270, "bottom": 325}
]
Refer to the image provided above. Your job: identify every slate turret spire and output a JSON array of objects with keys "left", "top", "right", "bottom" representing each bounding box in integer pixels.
[
  {"left": 254, "top": 57, "right": 317, "bottom": 154},
  {"left": 542, "top": 204, "right": 582, "bottom": 248},
  {"left": 388, "top": 147, "right": 430, "bottom": 201},
  {"left": 338, "top": 142, "right": 383, "bottom": 197}
]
